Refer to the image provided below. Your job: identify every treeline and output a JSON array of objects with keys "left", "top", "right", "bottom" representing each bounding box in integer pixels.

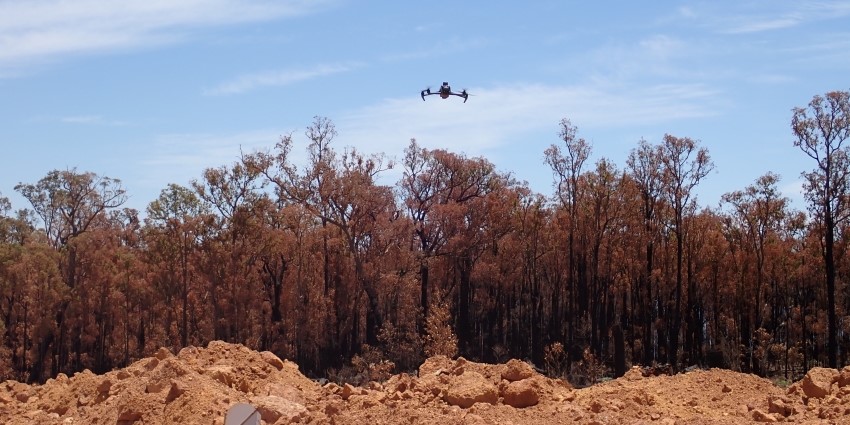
[{"left": 0, "top": 91, "right": 849, "bottom": 384}]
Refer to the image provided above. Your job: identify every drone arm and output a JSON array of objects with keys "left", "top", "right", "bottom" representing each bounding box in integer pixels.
[{"left": 447, "top": 92, "right": 469, "bottom": 103}]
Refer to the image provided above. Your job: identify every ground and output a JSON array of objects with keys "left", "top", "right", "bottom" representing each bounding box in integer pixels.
[{"left": 1, "top": 341, "right": 849, "bottom": 424}]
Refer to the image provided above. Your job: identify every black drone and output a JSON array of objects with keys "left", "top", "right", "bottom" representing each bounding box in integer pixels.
[{"left": 421, "top": 82, "right": 469, "bottom": 103}]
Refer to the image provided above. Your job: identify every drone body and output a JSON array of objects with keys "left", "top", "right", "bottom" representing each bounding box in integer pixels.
[{"left": 421, "top": 82, "right": 469, "bottom": 103}]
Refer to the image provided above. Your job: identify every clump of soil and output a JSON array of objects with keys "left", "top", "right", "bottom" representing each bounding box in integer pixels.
[{"left": 0, "top": 341, "right": 847, "bottom": 424}]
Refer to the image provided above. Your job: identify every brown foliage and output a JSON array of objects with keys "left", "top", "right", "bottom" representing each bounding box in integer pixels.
[{"left": 1, "top": 101, "right": 849, "bottom": 387}]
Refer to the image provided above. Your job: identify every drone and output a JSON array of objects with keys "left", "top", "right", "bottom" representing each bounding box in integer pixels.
[{"left": 421, "top": 82, "right": 469, "bottom": 103}]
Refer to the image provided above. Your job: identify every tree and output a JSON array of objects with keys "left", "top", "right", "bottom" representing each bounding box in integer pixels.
[
  {"left": 626, "top": 139, "right": 664, "bottom": 364},
  {"left": 192, "top": 159, "right": 267, "bottom": 343},
  {"left": 145, "top": 184, "right": 208, "bottom": 348},
  {"left": 252, "top": 117, "right": 398, "bottom": 352},
  {"left": 14, "top": 169, "right": 126, "bottom": 381},
  {"left": 14, "top": 169, "right": 126, "bottom": 292},
  {"left": 658, "top": 134, "right": 713, "bottom": 370},
  {"left": 544, "top": 118, "right": 591, "bottom": 348},
  {"left": 581, "top": 158, "right": 625, "bottom": 355},
  {"left": 793, "top": 90, "right": 850, "bottom": 368},
  {"left": 722, "top": 173, "right": 789, "bottom": 372},
  {"left": 399, "top": 139, "right": 499, "bottom": 344}
]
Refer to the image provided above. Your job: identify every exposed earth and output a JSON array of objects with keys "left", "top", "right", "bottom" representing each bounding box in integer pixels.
[{"left": 1, "top": 341, "right": 850, "bottom": 424}]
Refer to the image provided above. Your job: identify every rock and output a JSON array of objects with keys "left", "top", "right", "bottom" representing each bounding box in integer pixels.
[
  {"left": 117, "top": 408, "right": 142, "bottom": 422},
  {"left": 589, "top": 400, "right": 604, "bottom": 413},
  {"left": 0, "top": 393, "right": 13, "bottom": 405},
  {"left": 751, "top": 408, "right": 777, "bottom": 422},
  {"left": 801, "top": 367, "right": 838, "bottom": 399},
  {"left": 837, "top": 366, "right": 850, "bottom": 388},
  {"left": 177, "top": 346, "right": 199, "bottom": 358},
  {"left": 443, "top": 371, "right": 498, "bottom": 408},
  {"left": 96, "top": 378, "right": 113, "bottom": 394},
  {"left": 260, "top": 351, "right": 285, "bottom": 371},
  {"left": 252, "top": 395, "right": 307, "bottom": 424},
  {"left": 340, "top": 383, "right": 356, "bottom": 400},
  {"left": 623, "top": 366, "right": 643, "bottom": 381},
  {"left": 165, "top": 380, "right": 187, "bottom": 403},
  {"left": 144, "top": 358, "right": 159, "bottom": 371},
  {"left": 263, "top": 382, "right": 306, "bottom": 405},
  {"left": 419, "top": 355, "right": 454, "bottom": 377},
  {"left": 501, "top": 359, "right": 534, "bottom": 382},
  {"left": 154, "top": 347, "right": 172, "bottom": 360},
  {"left": 145, "top": 381, "right": 166, "bottom": 394},
  {"left": 502, "top": 379, "right": 539, "bottom": 408},
  {"left": 768, "top": 397, "right": 792, "bottom": 417},
  {"left": 324, "top": 401, "right": 343, "bottom": 416},
  {"left": 205, "top": 365, "right": 235, "bottom": 387}
]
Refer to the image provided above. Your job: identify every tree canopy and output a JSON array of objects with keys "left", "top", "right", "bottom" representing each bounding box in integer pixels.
[{"left": 2, "top": 93, "right": 850, "bottom": 384}]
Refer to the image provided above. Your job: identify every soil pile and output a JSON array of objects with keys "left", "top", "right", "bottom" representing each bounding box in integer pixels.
[{"left": 1, "top": 341, "right": 848, "bottom": 424}]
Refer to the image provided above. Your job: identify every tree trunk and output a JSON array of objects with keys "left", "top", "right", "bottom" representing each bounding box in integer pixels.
[
  {"left": 457, "top": 256, "right": 473, "bottom": 356},
  {"left": 825, "top": 214, "right": 838, "bottom": 368}
]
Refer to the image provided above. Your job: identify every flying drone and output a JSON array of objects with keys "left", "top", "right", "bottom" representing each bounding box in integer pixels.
[{"left": 421, "top": 82, "right": 469, "bottom": 103}]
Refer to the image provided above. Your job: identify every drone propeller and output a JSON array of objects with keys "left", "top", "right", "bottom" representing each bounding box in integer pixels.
[{"left": 420, "top": 87, "right": 431, "bottom": 101}]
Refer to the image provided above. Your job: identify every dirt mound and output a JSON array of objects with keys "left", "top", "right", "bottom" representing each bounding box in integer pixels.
[{"left": 0, "top": 341, "right": 848, "bottom": 424}]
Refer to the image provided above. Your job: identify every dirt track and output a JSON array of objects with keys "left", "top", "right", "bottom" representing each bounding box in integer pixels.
[{"left": 1, "top": 341, "right": 849, "bottom": 424}]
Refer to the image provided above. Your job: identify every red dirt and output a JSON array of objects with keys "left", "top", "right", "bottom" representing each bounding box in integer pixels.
[{"left": 1, "top": 341, "right": 849, "bottom": 424}]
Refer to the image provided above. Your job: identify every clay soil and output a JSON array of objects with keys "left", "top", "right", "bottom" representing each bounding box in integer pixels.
[{"left": 2, "top": 341, "right": 850, "bottom": 424}]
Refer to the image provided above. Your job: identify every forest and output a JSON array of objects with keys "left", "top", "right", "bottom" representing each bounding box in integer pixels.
[{"left": 0, "top": 90, "right": 848, "bottom": 385}]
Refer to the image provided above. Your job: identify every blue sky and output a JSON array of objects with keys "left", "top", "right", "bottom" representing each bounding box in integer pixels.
[{"left": 1, "top": 1, "right": 849, "bottom": 214}]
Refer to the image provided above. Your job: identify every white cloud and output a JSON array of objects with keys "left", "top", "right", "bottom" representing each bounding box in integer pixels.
[
  {"left": 0, "top": 0, "right": 332, "bottom": 68},
  {"left": 717, "top": 1, "right": 850, "bottom": 34},
  {"left": 722, "top": 17, "right": 801, "bottom": 34},
  {"left": 60, "top": 115, "right": 127, "bottom": 126},
  {"left": 745, "top": 74, "right": 796, "bottom": 85},
  {"left": 335, "top": 82, "right": 720, "bottom": 162},
  {"left": 137, "top": 129, "right": 296, "bottom": 194},
  {"left": 204, "top": 62, "right": 362, "bottom": 95},
  {"left": 678, "top": 6, "right": 697, "bottom": 19},
  {"left": 554, "top": 34, "right": 717, "bottom": 87},
  {"left": 381, "top": 37, "right": 488, "bottom": 62},
  {"left": 145, "top": 129, "right": 288, "bottom": 167},
  {"left": 639, "top": 35, "right": 685, "bottom": 58}
]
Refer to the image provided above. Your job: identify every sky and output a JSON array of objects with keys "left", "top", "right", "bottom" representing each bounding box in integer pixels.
[{"left": 1, "top": 0, "right": 849, "bottom": 215}]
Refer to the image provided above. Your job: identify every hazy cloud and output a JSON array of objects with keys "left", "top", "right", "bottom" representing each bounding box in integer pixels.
[
  {"left": 718, "top": 1, "right": 850, "bottom": 34},
  {"left": 722, "top": 17, "right": 801, "bottom": 34},
  {"left": 145, "top": 129, "right": 287, "bottom": 167},
  {"left": 204, "top": 62, "right": 362, "bottom": 95},
  {"left": 382, "top": 37, "right": 488, "bottom": 62},
  {"left": 0, "top": 0, "right": 333, "bottom": 68},
  {"left": 134, "top": 129, "right": 295, "bottom": 201},
  {"left": 336, "top": 82, "right": 720, "bottom": 161},
  {"left": 60, "top": 115, "right": 127, "bottom": 126}
]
